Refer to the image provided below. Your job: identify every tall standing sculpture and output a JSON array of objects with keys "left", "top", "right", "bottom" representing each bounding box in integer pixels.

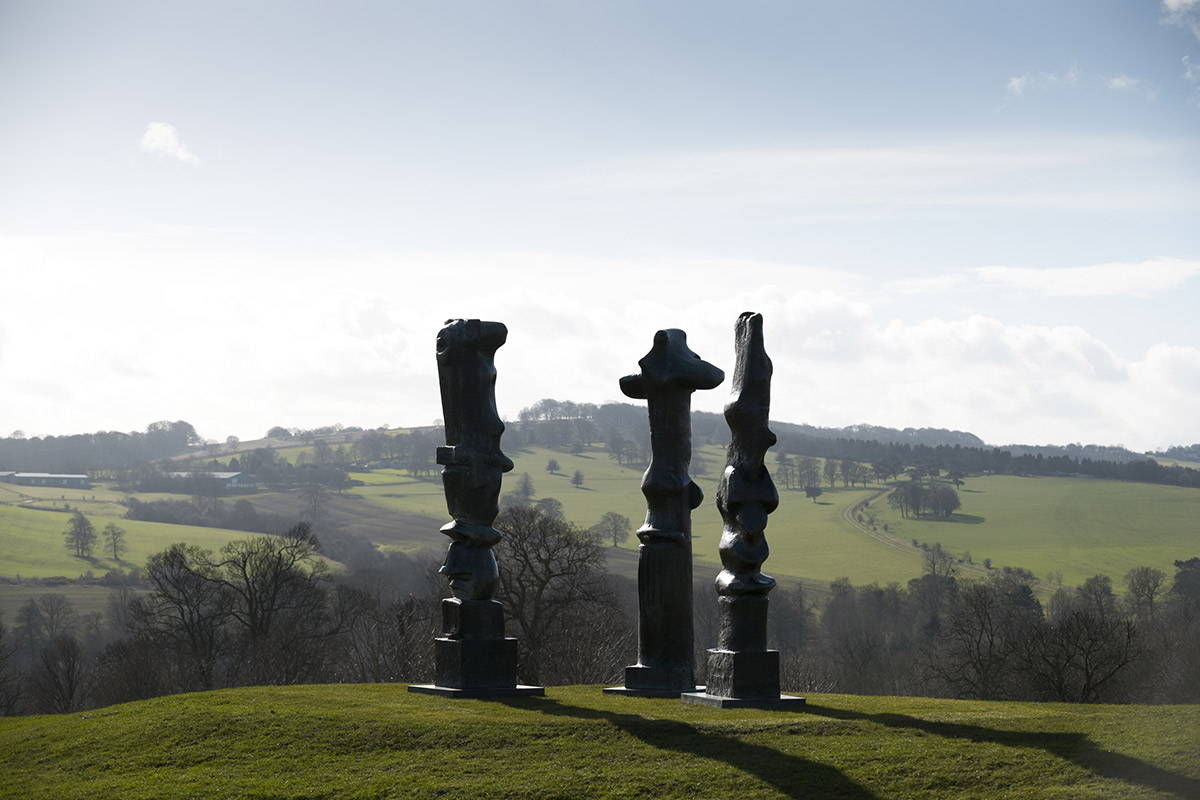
[
  {"left": 684, "top": 312, "right": 804, "bottom": 708},
  {"left": 605, "top": 329, "right": 724, "bottom": 696},
  {"left": 408, "top": 319, "right": 543, "bottom": 698}
]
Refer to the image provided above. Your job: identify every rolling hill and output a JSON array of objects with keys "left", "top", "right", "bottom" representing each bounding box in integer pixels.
[{"left": 0, "top": 685, "right": 1195, "bottom": 799}]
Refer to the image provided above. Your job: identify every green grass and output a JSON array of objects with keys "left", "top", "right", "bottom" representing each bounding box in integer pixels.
[
  {"left": 866, "top": 475, "right": 1200, "bottom": 586},
  {"left": 0, "top": 505, "right": 284, "bottom": 580},
  {"left": 343, "top": 446, "right": 919, "bottom": 589},
  {"left": 0, "top": 481, "right": 207, "bottom": 519},
  {"left": 1152, "top": 456, "right": 1200, "bottom": 469},
  {"left": 338, "top": 446, "right": 1200, "bottom": 590},
  {"left": 0, "top": 685, "right": 1195, "bottom": 799}
]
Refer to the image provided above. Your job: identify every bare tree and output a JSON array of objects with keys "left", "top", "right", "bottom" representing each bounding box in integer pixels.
[
  {"left": 102, "top": 522, "right": 128, "bottom": 561},
  {"left": 590, "top": 511, "right": 632, "bottom": 547},
  {"left": 920, "top": 576, "right": 1040, "bottom": 699},
  {"left": 1018, "top": 580, "right": 1139, "bottom": 702},
  {"left": 1125, "top": 566, "right": 1166, "bottom": 620},
  {"left": 0, "top": 617, "right": 22, "bottom": 715},
  {"left": 495, "top": 505, "right": 620, "bottom": 684},
  {"left": 30, "top": 634, "right": 88, "bottom": 713},
  {"left": 134, "top": 544, "right": 230, "bottom": 690},
  {"left": 922, "top": 542, "right": 958, "bottom": 579}
]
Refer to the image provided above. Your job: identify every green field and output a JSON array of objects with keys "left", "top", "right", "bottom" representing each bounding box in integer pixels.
[
  {"left": 4, "top": 444, "right": 1195, "bottom": 601},
  {"left": 0, "top": 482, "right": 201, "bottom": 520},
  {"left": 0, "top": 505, "right": 283, "bottom": 580},
  {"left": 0, "top": 583, "right": 119, "bottom": 622},
  {"left": 0, "top": 685, "right": 1195, "bottom": 799},
  {"left": 342, "top": 445, "right": 921, "bottom": 589},
  {"left": 164, "top": 443, "right": 1200, "bottom": 592},
  {"left": 866, "top": 475, "right": 1200, "bottom": 586}
]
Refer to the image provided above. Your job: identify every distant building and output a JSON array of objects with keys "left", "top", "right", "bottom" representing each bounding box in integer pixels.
[
  {"left": 165, "top": 471, "right": 257, "bottom": 491},
  {"left": 5, "top": 472, "right": 92, "bottom": 489}
]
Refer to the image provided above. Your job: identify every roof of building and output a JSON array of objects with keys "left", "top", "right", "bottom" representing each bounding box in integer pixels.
[
  {"left": 13, "top": 472, "right": 90, "bottom": 479},
  {"left": 165, "top": 471, "right": 245, "bottom": 480}
]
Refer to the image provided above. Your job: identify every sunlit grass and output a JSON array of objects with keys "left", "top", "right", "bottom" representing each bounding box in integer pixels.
[{"left": 0, "top": 684, "right": 1195, "bottom": 799}]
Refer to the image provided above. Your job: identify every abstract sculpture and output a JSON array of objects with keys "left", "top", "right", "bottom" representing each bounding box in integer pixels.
[
  {"left": 408, "top": 318, "right": 543, "bottom": 698},
  {"left": 605, "top": 329, "right": 724, "bottom": 696},
  {"left": 684, "top": 312, "right": 804, "bottom": 708}
]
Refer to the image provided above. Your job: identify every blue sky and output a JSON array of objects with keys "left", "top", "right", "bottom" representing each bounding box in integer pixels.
[{"left": 1, "top": 1, "right": 1198, "bottom": 449}]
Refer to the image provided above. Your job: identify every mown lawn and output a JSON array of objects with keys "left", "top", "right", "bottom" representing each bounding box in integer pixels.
[
  {"left": 0, "top": 685, "right": 1196, "bottom": 799},
  {"left": 866, "top": 475, "right": 1200, "bottom": 585}
]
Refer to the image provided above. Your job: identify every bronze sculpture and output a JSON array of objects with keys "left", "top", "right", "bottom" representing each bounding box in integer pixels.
[
  {"left": 408, "top": 318, "right": 543, "bottom": 698},
  {"left": 605, "top": 329, "right": 724, "bottom": 696},
  {"left": 684, "top": 312, "right": 804, "bottom": 708}
]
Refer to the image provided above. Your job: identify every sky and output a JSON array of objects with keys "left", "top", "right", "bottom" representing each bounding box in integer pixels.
[{"left": 1, "top": 0, "right": 1198, "bottom": 451}]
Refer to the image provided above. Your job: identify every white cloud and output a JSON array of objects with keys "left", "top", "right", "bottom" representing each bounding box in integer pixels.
[
  {"left": 972, "top": 258, "right": 1200, "bottom": 297},
  {"left": 138, "top": 122, "right": 199, "bottom": 165},
  {"left": 1164, "top": 0, "right": 1200, "bottom": 40},
  {"left": 559, "top": 137, "right": 1192, "bottom": 215},
  {"left": 1105, "top": 74, "right": 1140, "bottom": 91},
  {"left": 2, "top": 232, "right": 1198, "bottom": 451},
  {"left": 1186, "top": 55, "right": 1200, "bottom": 81},
  {"left": 1006, "top": 65, "right": 1080, "bottom": 96}
]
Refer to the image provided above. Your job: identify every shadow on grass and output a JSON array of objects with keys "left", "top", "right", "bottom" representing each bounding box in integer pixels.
[
  {"left": 943, "top": 513, "right": 985, "bottom": 524},
  {"left": 490, "top": 697, "right": 877, "bottom": 799},
  {"left": 802, "top": 704, "right": 1200, "bottom": 800}
]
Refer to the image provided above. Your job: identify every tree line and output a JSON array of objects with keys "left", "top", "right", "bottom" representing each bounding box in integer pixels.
[
  {"left": 3, "top": 502, "right": 1197, "bottom": 715},
  {"left": 507, "top": 399, "right": 1200, "bottom": 490},
  {"left": 0, "top": 421, "right": 200, "bottom": 474}
]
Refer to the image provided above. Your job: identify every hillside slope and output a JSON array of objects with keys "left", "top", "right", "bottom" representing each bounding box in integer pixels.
[{"left": 0, "top": 685, "right": 1195, "bottom": 799}]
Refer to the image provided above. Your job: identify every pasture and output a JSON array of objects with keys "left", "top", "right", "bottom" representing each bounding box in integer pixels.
[
  {"left": 866, "top": 474, "right": 1200, "bottom": 586},
  {"left": 0, "top": 504, "right": 281, "bottom": 580}
]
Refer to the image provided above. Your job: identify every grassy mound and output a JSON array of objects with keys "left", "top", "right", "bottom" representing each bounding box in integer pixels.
[{"left": 1, "top": 685, "right": 1196, "bottom": 799}]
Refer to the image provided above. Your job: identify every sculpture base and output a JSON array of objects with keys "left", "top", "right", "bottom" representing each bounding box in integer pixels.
[
  {"left": 434, "top": 636, "right": 518, "bottom": 690},
  {"left": 680, "top": 691, "right": 805, "bottom": 709},
  {"left": 602, "top": 685, "right": 705, "bottom": 698},
  {"left": 603, "top": 664, "right": 698, "bottom": 697},
  {"left": 408, "top": 684, "right": 544, "bottom": 698},
  {"left": 704, "top": 649, "right": 780, "bottom": 699}
]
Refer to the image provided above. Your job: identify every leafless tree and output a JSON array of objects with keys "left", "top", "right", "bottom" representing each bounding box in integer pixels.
[
  {"left": 0, "top": 618, "right": 22, "bottom": 715},
  {"left": 495, "top": 505, "right": 626, "bottom": 684},
  {"left": 1017, "top": 580, "right": 1139, "bottom": 702},
  {"left": 1125, "top": 566, "right": 1166, "bottom": 620},
  {"left": 29, "top": 634, "right": 88, "bottom": 713}
]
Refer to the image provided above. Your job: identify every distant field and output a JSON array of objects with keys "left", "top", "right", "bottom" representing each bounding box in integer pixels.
[
  {"left": 6, "top": 443, "right": 1192, "bottom": 602},
  {"left": 0, "top": 482, "right": 197, "bottom": 518},
  {"left": 0, "top": 583, "right": 118, "bottom": 621},
  {"left": 343, "top": 445, "right": 1200, "bottom": 591},
  {"left": 1152, "top": 456, "right": 1200, "bottom": 469},
  {"left": 346, "top": 445, "right": 919, "bottom": 588},
  {"left": 0, "top": 505, "right": 283, "bottom": 580},
  {"left": 867, "top": 474, "right": 1200, "bottom": 586},
  {"left": 1, "top": 684, "right": 1196, "bottom": 800}
]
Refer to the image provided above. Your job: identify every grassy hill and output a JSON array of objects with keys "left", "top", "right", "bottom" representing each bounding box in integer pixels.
[
  {"left": 0, "top": 685, "right": 1196, "bottom": 799},
  {"left": 0, "top": 505, "right": 276, "bottom": 580},
  {"left": 865, "top": 474, "right": 1200, "bottom": 587},
  {"left": 4, "top": 441, "right": 1195, "bottom": 608},
  {"left": 0, "top": 503, "right": 340, "bottom": 620},
  {"left": 335, "top": 444, "right": 1199, "bottom": 590}
]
